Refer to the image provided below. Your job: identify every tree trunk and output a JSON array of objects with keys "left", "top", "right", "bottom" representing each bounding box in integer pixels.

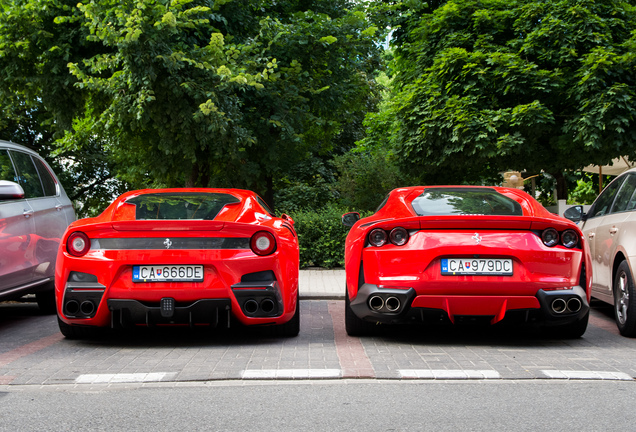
[{"left": 555, "top": 171, "right": 567, "bottom": 201}]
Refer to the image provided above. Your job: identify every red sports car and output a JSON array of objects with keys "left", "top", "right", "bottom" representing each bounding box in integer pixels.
[
  {"left": 56, "top": 188, "right": 299, "bottom": 338},
  {"left": 342, "top": 186, "right": 592, "bottom": 337}
]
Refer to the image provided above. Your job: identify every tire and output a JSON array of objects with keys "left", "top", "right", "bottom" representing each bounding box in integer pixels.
[
  {"left": 345, "top": 288, "right": 375, "bottom": 337},
  {"left": 36, "top": 287, "right": 56, "bottom": 314},
  {"left": 57, "top": 316, "right": 100, "bottom": 340},
  {"left": 268, "top": 294, "right": 300, "bottom": 337},
  {"left": 552, "top": 311, "right": 589, "bottom": 339},
  {"left": 614, "top": 261, "right": 636, "bottom": 337}
]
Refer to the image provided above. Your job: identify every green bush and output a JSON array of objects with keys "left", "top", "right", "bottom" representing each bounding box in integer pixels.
[{"left": 287, "top": 204, "right": 371, "bottom": 269}]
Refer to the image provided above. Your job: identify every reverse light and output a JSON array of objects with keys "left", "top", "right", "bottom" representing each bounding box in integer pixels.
[
  {"left": 368, "top": 229, "right": 388, "bottom": 247},
  {"left": 541, "top": 228, "right": 559, "bottom": 247},
  {"left": 66, "top": 232, "right": 91, "bottom": 257},
  {"left": 561, "top": 229, "right": 579, "bottom": 248},
  {"left": 250, "top": 231, "right": 277, "bottom": 256}
]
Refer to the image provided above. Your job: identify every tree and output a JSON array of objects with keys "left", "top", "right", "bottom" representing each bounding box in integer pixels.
[
  {"left": 1, "top": 0, "right": 382, "bottom": 210},
  {"left": 366, "top": 0, "right": 636, "bottom": 199}
]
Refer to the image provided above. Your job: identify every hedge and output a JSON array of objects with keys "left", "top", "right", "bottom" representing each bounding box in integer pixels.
[{"left": 286, "top": 204, "right": 371, "bottom": 269}]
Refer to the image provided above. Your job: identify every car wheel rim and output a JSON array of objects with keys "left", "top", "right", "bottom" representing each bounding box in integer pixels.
[{"left": 617, "top": 271, "right": 629, "bottom": 325}]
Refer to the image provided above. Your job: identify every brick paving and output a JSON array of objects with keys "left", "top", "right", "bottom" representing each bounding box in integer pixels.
[{"left": 2, "top": 270, "right": 636, "bottom": 386}]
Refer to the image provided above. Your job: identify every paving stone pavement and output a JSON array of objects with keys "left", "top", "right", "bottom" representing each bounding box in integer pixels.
[{"left": 3, "top": 270, "right": 636, "bottom": 386}]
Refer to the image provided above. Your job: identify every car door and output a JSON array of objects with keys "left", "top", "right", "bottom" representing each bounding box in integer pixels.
[
  {"left": 581, "top": 175, "right": 626, "bottom": 302},
  {"left": 0, "top": 148, "right": 36, "bottom": 292},
  {"left": 10, "top": 150, "right": 67, "bottom": 281}
]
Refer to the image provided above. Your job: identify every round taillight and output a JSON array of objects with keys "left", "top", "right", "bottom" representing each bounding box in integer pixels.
[
  {"left": 368, "top": 229, "right": 387, "bottom": 247},
  {"left": 389, "top": 227, "right": 409, "bottom": 246},
  {"left": 542, "top": 228, "right": 559, "bottom": 247},
  {"left": 561, "top": 229, "right": 579, "bottom": 248},
  {"left": 250, "top": 231, "right": 277, "bottom": 256},
  {"left": 67, "top": 232, "right": 91, "bottom": 257}
]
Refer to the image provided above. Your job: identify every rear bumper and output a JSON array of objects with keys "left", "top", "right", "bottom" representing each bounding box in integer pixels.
[{"left": 350, "top": 283, "right": 589, "bottom": 326}]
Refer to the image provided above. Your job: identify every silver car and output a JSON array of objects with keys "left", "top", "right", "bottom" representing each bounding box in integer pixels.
[
  {"left": 565, "top": 167, "right": 636, "bottom": 336},
  {"left": 0, "top": 140, "right": 75, "bottom": 312}
]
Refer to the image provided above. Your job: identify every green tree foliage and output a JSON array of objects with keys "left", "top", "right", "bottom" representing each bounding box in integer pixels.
[
  {"left": 0, "top": 0, "right": 381, "bottom": 211},
  {"left": 366, "top": 0, "right": 636, "bottom": 199}
]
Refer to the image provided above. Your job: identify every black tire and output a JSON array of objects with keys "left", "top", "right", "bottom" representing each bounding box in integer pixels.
[
  {"left": 57, "top": 316, "right": 100, "bottom": 340},
  {"left": 345, "top": 289, "right": 375, "bottom": 336},
  {"left": 36, "top": 287, "right": 56, "bottom": 314},
  {"left": 552, "top": 311, "right": 589, "bottom": 339},
  {"left": 614, "top": 261, "right": 636, "bottom": 337},
  {"left": 268, "top": 295, "right": 300, "bottom": 337}
]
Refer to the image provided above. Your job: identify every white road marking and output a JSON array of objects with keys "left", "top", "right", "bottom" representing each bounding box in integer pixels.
[
  {"left": 542, "top": 370, "right": 633, "bottom": 380},
  {"left": 75, "top": 372, "right": 175, "bottom": 384},
  {"left": 241, "top": 369, "right": 342, "bottom": 379},
  {"left": 399, "top": 369, "right": 501, "bottom": 379}
]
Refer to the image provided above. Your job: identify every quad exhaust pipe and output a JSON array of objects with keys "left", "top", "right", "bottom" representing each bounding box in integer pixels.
[
  {"left": 369, "top": 295, "right": 401, "bottom": 313},
  {"left": 243, "top": 298, "right": 277, "bottom": 316},
  {"left": 550, "top": 297, "right": 582, "bottom": 314}
]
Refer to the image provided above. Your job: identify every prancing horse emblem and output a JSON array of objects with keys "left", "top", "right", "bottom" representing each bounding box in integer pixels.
[
  {"left": 472, "top": 233, "right": 482, "bottom": 245},
  {"left": 163, "top": 238, "right": 173, "bottom": 249}
]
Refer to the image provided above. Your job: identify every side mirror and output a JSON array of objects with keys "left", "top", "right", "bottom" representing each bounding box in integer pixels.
[
  {"left": 0, "top": 180, "right": 25, "bottom": 200},
  {"left": 563, "top": 205, "right": 584, "bottom": 223},
  {"left": 281, "top": 213, "right": 295, "bottom": 225},
  {"left": 341, "top": 212, "right": 360, "bottom": 227}
]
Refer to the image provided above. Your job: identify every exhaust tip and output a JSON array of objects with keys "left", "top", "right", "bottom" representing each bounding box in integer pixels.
[
  {"left": 385, "top": 296, "right": 401, "bottom": 312},
  {"left": 65, "top": 300, "right": 80, "bottom": 315},
  {"left": 244, "top": 299, "right": 259, "bottom": 315},
  {"left": 260, "top": 298, "right": 276, "bottom": 314},
  {"left": 551, "top": 298, "right": 567, "bottom": 314},
  {"left": 369, "top": 295, "right": 384, "bottom": 311},
  {"left": 567, "top": 298, "right": 582, "bottom": 313},
  {"left": 80, "top": 300, "right": 95, "bottom": 316}
]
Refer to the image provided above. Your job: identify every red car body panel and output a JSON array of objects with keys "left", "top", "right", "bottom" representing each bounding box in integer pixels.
[
  {"left": 344, "top": 186, "right": 592, "bottom": 332},
  {"left": 56, "top": 188, "right": 299, "bottom": 334}
]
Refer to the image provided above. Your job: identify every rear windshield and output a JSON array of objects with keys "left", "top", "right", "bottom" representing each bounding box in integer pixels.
[
  {"left": 127, "top": 192, "right": 241, "bottom": 220},
  {"left": 411, "top": 188, "right": 523, "bottom": 216}
]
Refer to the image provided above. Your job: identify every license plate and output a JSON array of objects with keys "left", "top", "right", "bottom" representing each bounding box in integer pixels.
[
  {"left": 441, "top": 258, "right": 512, "bottom": 276},
  {"left": 132, "top": 265, "right": 204, "bottom": 282}
]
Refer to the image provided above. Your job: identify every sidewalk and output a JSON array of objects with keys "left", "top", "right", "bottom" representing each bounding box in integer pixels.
[{"left": 298, "top": 268, "right": 345, "bottom": 299}]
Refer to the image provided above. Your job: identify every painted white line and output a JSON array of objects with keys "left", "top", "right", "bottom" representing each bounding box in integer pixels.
[
  {"left": 399, "top": 369, "right": 501, "bottom": 379},
  {"left": 75, "top": 372, "right": 175, "bottom": 384},
  {"left": 241, "top": 369, "right": 342, "bottom": 379},
  {"left": 542, "top": 370, "right": 633, "bottom": 380}
]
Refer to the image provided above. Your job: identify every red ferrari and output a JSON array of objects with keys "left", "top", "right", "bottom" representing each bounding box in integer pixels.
[
  {"left": 55, "top": 188, "right": 299, "bottom": 338},
  {"left": 342, "top": 186, "right": 592, "bottom": 337}
]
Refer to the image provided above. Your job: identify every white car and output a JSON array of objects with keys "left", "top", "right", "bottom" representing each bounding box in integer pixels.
[
  {"left": 0, "top": 140, "right": 75, "bottom": 312},
  {"left": 565, "top": 167, "right": 636, "bottom": 336}
]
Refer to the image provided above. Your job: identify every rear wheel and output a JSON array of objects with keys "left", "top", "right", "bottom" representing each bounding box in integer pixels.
[
  {"left": 57, "top": 316, "right": 100, "bottom": 339},
  {"left": 35, "top": 285, "right": 56, "bottom": 314},
  {"left": 345, "top": 289, "right": 376, "bottom": 336},
  {"left": 552, "top": 311, "right": 589, "bottom": 339},
  {"left": 269, "top": 294, "right": 300, "bottom": 337},
  {"left": 614, "top": 261, "right": 636, "bottom": 337}
]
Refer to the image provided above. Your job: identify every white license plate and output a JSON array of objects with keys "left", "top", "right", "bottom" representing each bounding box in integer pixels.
[
  {"left": 441, "top": 258, "right": 512, "bottom": 276},
  {"left": 132, "top": 265, "right": 204, "bottom": 282}
]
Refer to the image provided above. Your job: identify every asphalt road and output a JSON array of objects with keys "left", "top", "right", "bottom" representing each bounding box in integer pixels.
[{"left": 2, "top": 299, "right": 636, "bottom": 430}]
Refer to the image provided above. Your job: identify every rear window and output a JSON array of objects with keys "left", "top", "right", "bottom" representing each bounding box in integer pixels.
[
  {"left": 126, "top": 192, "right": 241, "bottom": 220},
  {"left": 411, "top": 188, "right": 523, "bottom": 216}
]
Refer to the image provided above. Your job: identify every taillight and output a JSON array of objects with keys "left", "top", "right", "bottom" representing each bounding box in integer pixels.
[
  {"left": 561, "top": 229, "right": 579, "bottom": 248},
  {"left": 368, "top": 229, "right": 388, "bottom": 247},
  {"left": 389, "top": 227, "right": 409, "bottom": 246},
  {"left": 368, "top": 227, "right": 409, "bottom": 247},
  {"left": 541, "top": 228, "right": 579, "bottom": 248},
  {"left": 250, "top": 231, "right": 276, "bottom": 256},
  {"left": 67, "top": 232, "right": 91, "bottom": 257}
]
